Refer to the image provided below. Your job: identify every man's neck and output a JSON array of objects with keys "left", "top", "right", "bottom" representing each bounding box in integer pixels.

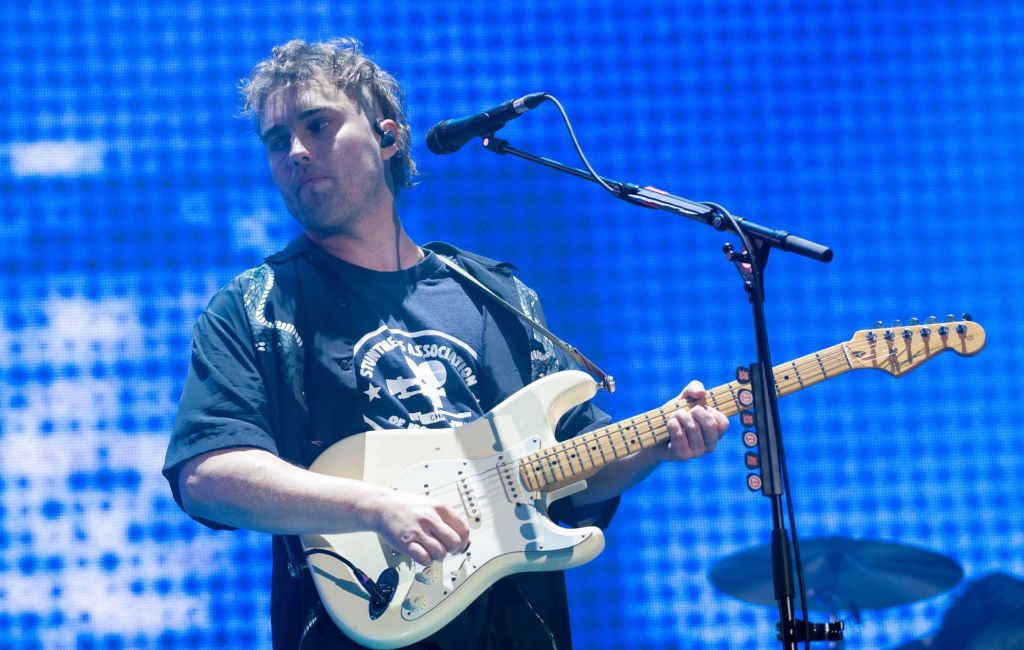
[{"left": 304, "top": 210, "right": 422, "bottom": 272}]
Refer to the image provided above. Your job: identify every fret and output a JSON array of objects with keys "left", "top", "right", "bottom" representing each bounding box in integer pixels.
[
  {"left": 582, "top": 434, "right": 601, "bottom": 468},
  {"left": 727, "top": 382, "right": 740, "bottom": 410},
  {"left": 813, "top": 351, "right": 827, "bottom": 377},
  {"left": 593, "top": 433, "right": 608, "bottom": 465},
  {"left": 566, "top": 441, "right": 587, "bottom": 474},
  {"left": 549, "top": 450, "right": 568, "bottom": 482},
  {"left": 534, "top": 452, "right": 555, "bottom": 486},
  {"left": 709, "top": 384, "right": 741, "bottom": 417},
  {"left": 708, "top": 390, "right": 721, "bottom": 410},
  {"left": 790, "top": 361, "right": 804, "bottom": 388}
]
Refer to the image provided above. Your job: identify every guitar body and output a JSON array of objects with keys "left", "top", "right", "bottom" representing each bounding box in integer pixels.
[{"left": 301, "top": 370, "right": 606, "bottom": 649}]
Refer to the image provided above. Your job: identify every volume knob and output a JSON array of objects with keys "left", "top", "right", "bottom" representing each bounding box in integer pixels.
[{"left": 403, "top": 593, "right": 428, "bottom": 615}]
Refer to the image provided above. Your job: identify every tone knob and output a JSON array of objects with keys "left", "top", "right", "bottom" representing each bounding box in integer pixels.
[{"left": 416, "top": 563, "right": 441, "bottom": 585}]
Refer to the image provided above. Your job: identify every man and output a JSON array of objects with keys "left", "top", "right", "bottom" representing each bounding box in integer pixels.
[{"left": 163, "top": 38, "right": 729, "bottom": 649}]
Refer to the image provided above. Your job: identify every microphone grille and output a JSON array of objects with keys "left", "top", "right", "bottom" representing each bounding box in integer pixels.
[{"left": 424, "top": 120, "right": 454, "bottom": 154}]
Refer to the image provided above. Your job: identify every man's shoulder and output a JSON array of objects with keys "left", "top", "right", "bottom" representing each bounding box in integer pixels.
[
  {"left": 204, "top": 236, "right": 312, "bottom": 311},
  {"left": 204, "top": 263, "right": 273, "bottom": 311}
]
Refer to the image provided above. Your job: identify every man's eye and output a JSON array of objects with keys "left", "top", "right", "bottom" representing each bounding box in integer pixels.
[
  {"left": 268, "top": 136, "right": 288, "bottom": 152},
  {"left": 309, "top": 118, "right": 330, "bottom": 134}
]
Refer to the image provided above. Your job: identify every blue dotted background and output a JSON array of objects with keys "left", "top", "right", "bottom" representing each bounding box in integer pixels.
[{"left": 1, "top": 1, "right": 1021, "bottom": 648}]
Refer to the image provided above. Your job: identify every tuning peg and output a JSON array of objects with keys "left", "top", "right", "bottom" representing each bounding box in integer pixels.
[
  {"left": 945, "top": 313, "right": 956, "bottom": 322},
  {"left": 926, "top": 315, "right": 938, "bottom": 324},
  {"left": 873, "top": 320, "right": 884, "bottom": 329},
  {"left": 909, "top": 317, "right": 920, "bottom": 325},
  {"left": 962, "top": 312, "right": 973, "bottom": 322},
  {"left": 890, "top": 319, "right": 902, "bottom": 328}
]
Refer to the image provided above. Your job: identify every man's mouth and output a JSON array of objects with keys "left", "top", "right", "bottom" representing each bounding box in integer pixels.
[{"left": 298, "top": 175, "right": 328, "bottom": 189}]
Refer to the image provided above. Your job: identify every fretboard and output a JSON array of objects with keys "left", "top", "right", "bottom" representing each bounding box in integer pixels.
[{"left": 517, "top": 342, "right": 855, "bottom": 492}]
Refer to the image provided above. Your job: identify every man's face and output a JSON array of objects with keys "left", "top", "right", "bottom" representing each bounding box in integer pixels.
[{"left": 258, "top": 78, "right": 394, "bottom": 235}]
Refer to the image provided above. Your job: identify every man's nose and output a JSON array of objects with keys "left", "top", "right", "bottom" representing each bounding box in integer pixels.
[{"left": 289, "top": 136, "right": 313, "bottom": 165}]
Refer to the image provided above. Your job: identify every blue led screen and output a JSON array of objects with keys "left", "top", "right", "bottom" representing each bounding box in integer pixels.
[{"left": 1, "top": 1, "right": 1022, "bottom": 648}]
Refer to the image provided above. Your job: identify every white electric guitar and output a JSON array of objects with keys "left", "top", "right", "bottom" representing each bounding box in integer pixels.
[{"left": 301, "top": 316, "right": 985, "bottom": 648}]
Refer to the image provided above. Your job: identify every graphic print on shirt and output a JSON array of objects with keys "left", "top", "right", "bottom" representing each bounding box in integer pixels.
[{"left": 353, "top": 324, "right": 483, "bottom": 431}]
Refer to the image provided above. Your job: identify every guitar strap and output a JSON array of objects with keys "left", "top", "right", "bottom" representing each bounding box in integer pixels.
[{"left": 435, "top": 254, "right": 615, "bottom": 394}]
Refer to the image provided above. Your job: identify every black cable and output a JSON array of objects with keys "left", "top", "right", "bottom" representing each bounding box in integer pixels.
[
  {"left": 303, "top": 548, "right": 391, "bottom": 605},
  {"left": 393, "top": 210, "right": 402, "bottom": 272},
  {"left": 511, "top": 577, "right": 558, "bottom": 650},
  {"left": 542, "top": 94, "right": 620, "bottom": 197}
]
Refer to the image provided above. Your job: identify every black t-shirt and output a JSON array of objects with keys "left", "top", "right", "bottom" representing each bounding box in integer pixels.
[
  {"left": 164, "top": 238, "right": 617, "bottom": 649},
  {"left": 305, "top": 250, "right": 508, "bottom": 438}
]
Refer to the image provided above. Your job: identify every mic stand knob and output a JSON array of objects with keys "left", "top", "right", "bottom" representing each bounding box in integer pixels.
[{"left": 776, "top": 619, "right": 845, "bottom": 644}]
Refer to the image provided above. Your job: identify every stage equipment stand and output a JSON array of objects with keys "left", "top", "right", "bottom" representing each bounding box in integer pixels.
[{"left": 480, "top": 127, "right": 842, "bottom": 648}]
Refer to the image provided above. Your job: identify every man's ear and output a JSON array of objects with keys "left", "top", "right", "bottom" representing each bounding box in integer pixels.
[{"left": 374, "top": 119, "right": 399, "bottom": 156}]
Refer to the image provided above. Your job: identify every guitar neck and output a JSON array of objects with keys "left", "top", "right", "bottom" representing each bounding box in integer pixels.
[{"left": 518, "top": 343, "right": 854, "bottom": 493}]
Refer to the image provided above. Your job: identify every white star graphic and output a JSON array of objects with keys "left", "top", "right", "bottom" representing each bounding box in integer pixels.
[{"left": 364, "top": 384, "right": 382, "bottom": 401}]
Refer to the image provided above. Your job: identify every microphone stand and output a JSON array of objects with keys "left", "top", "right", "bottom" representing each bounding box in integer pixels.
[{"left": 481, "top": 134, "right": 842, "bottom": 648}]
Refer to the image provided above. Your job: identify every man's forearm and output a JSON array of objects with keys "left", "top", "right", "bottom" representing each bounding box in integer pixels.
[
  {"left": 571, "top": 447, "right": 662, "bottom": 507},
  {"left": 178, "top": 447, "right": 388, "bottom": 535}
]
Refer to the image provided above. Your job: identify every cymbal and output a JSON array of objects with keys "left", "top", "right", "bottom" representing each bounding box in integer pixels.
[{"left": 709, "top": 537, "right": 963, "bottom": 612}]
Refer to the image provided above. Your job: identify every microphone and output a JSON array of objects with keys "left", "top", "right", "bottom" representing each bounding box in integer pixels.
[{"left": 425, "top": 92, "right": 547, "bottom": 154}]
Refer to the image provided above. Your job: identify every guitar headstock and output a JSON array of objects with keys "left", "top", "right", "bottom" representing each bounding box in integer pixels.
[{"left": 844, "top": 314, "right": 985, "bottom": 377}]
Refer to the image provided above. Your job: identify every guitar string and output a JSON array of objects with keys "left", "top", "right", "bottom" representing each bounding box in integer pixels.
[
  {"left": 517, "top": 331, "right": 961, "bottom": 491},
  {"left": 410, "top": 344, "right": 860, "bottom": 501},
  {"left": 514, "top": 345, "right": 859, "bottom": 487},
  {"left": 399, "top": 345, "right": 857, "bottom": 508},
  {"left": 533, "top": 331, "right": 960, "bottom": 479},
  {"left": 371, "top": 334, "right": 971, "bottom": 563},
  {"left": 399, "top": 335, "right": 953, "bottom": 500}
]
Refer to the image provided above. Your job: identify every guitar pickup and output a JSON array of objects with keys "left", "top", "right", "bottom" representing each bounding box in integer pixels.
[
  {"left": 498, "top": 460, "right": 534, "bottom": 505},
  {"left": 457, "top": 478, "right": 484, "bottom": 528}
]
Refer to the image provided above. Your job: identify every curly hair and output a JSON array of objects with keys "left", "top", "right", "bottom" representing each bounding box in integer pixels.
[{"left": 240, "top": 38, "right": 416, "bottom": 195}]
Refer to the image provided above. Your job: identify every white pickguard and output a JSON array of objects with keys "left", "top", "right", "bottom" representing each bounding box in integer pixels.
[{"left": 391, "top": 437, "right": 594, "bottom": 620}]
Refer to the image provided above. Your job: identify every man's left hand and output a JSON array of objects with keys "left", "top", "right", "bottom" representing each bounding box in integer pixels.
[{"left": 653, "top": 380, "right": 729, "bottom": 462}]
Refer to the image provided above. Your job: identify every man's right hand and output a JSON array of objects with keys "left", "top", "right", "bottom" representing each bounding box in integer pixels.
[{"left": 372, "top": 491, "right": 471, "bottom": 566}]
